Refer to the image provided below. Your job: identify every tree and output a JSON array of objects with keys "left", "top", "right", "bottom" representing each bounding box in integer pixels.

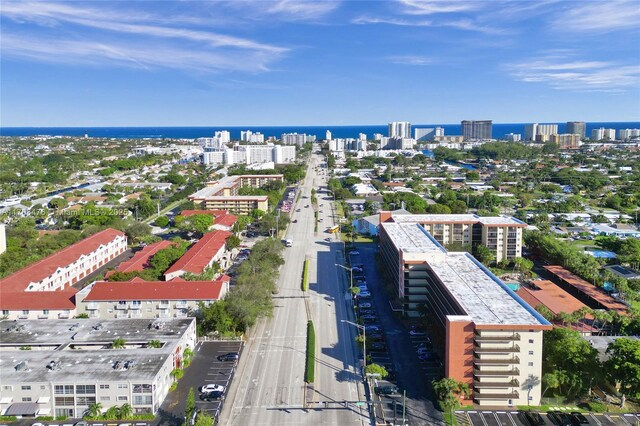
[
  {"left": 49, "top": 197, "right": 68, "bottom": 210},
  {"left": 226, "top": 234, "right": 241, "bottom": 251},
  {"left": 155, "top": 216, "right": 170, "bottom": 228},
  {"left": 125, "top": 221, "right": 151, "bottom": 242},
  {"left": 365, "top": 363, "right": 388, "bottom": 379},
  {"left": 542, "top": 372, "right": 561, "bottom": 397},
  {"left": 118, "top": 403, "right": 132, "bottom": 420},
  {"left": 194, "top": 412, "right": 214, "bottom": 426},
  {"left": 85, "top": 402, "right": 103, "bottom": 418},
  {"left": 198, "top": 300, "right": 235, "bottom": 335},
  {"left": 180, "top": 214, "right": 213, "bottom": 235},
  {"left": 474, "top": 244, "right": 495, "bottom": 266},
  {"left": 604, "top": 338, "right": 640, "bottom": 399},
  {"left": 112, "top": 338, "right": 126, "bottom": 349},
  {"left": 432, "top": 378, "right": 470, "bottom": 416},
  {"left": 104, "top": 406, "right": 120, "bottom": 420},
  {"left": 147, "top": 339, "right": 162, "bottom": 348},
  {"left": 185, "top": 388, "right": 196, "bottom": 425}
]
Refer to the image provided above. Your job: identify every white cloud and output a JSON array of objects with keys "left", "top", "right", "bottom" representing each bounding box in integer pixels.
[
  {"left": 265, "top": 0, "right": 340, "bottom": 20},
  {"left": 0, "top": 1, "right": 288, "bottom": 72},
  {"left": 508, "top": 55, "right": 640, "bottom": 92},
  {"left": 387, "top": 55, "right": 438, "bottom": 66},
  {"left": 553, "top": 0, "right": 640, "bottom": 32},
  {"left": 398, "top": 0, "right": 481, "bottom": 15},
  {"left": 352, "top": 15, "right": 503, "bottom": 34}
]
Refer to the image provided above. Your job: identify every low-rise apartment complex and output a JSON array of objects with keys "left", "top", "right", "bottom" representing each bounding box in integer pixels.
[
  {"left": 378, "top": 222, "right": 551, "bottom": 406},
  {"left": 0, "top": 318, "right": 196, "bottom": 418},
  {"left": 164, "top": 230, "right": 231, "bottom": 280},
  {"left": 76, "top": 276, "right": 229, "bottom": 319},
  {"left": 380, "top": 212, "right": 526, "bottom": 262},
  {"left": 189, "top": 174, "right": 284, "bottom": 214},
  {"left": 0, "top": 229, "right": 127, "bottom": 320}
]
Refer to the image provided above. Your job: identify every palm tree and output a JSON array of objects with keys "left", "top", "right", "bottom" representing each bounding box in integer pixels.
[
  {"left": 147, "top": 339, "right": 162, "bottom": 348},
  {"left": 111, "top": 337, "right": 126, "bottom": 349},
  {"left": 85, "top": 402, "right": 103, "bottom": 419},
  {"left": 104, "top": 406, "right": 119, "bottom": 420},
  {"left": 118, "top": 403, "right": 133, "bottom": 420}
]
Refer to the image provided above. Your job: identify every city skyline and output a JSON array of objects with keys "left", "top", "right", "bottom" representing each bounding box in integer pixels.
[{"left": 1, "top": 0, "right": 640, "bottom": 126}]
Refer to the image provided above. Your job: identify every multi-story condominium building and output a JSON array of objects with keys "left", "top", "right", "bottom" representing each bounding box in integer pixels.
[
  {"left": 380, "top": 212, "right": 526, "bottom": 262},
  {"left": 434, "top": 135, "right": 465, "bottom": 143},
  {"left": 281, "top": 133, "right": 307, "bottom": 146},
  {"left": 325, "top": 130, "right": 332, "bottom": 141},
  {"left": 378, "top": 222, "right": 551, "bottom": 406},
  {"left": 591, "top": 128, "right": 616, "bottom": 141},
  {"left": 240, "top": 130, "right": 265, "bottom": 143},
  {"left": 358, "top": 133, "right": 367, "bottom": 142},
  {"left": 164, "top": 230, "right": 232, "bottom": 280},
  {"left": 524, "top": 123, "right": 558, "bottom": 141},
  {"left": 566, "top": 121, "right": 585, "bottom": 139},
  {"left": 550, "top": 133, "right": 581, "bottom": 149},
  {"left": 329, "top": 139, "right": 345, "bottom": 152},
  {"left": 179, "top": 210, "right": 238, "bottom": 231},
  {"left": 618, "top": 128, "right": 640, "bottom": 141},
  {"left": 202, "top": 144, "right": 296, "bottom": 166},
  {"left": 76, "top": 276, "right": 229, "bottom": 319},
  {"left": 0, "top": 229, "right": 127, "bottom": 320},
  {"left": 373, "top": 133, "right": 384, "bottom": 140},
  {"left": 214, "top": 130, "right": 230, "bottom": 143},
  {"left": 379, "top": 137, "right": 415, "bottom": 150},
  {"left": 504, "top": 133, "right": 521, "bottom": 142},
  {"left": 388, "top": 122, "right": 411, "bottom": 138},
  {"left": 0, "top": 318, "right": 196, "bottom": 417},
  {"left": 189, "top": 174, "right": 283, "bottom": 214},
  {"left": 461, "top": 120, "right": 492, "bottom": 140}
]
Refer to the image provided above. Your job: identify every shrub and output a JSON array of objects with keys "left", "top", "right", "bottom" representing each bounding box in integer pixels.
[
  {"left": 587, "top": 401, "right": 607, "bottom": 413},
  {"left": 305, "top": 320, "right": 315, "bottom": 383},
  {"left": 302, "top": 258, "right": 309, "bottom": 291}
]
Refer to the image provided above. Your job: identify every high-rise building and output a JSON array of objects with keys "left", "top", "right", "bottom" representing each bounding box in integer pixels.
[
  {"left": 359, "top": 133, "right": 367, "bottom": 142},
  {"left": 240, "top": 130, "right": 264, "bottom": 143},
  {"left": 505, "top": 133, "right": 521, "bottom": 142},
  {"left": 619, "top": 128, "right": 640, "bottom": 140},
  {"left": 461, "top": 120, "right": 492, "bottom": 140},
  {"left": 414, "top": 127, "right": 441, "bottom": 141},
  {"left": 281, "top": 133, "right": 307, "bottom": 146},
  {"left": 388, "top": 122, "right": 411, "bottom": 138},
  {"left": 591, "top": 128, "right": 616, "bottom": 141},
  {"left": 525, "top": 123, "right": 558, "bottom": 141},
  {"left": 566, "top": 121, "right": 585, "bottom": 139},
  {"left": 214, "top": 130, "right": 230, "bottom": 144},
  {"left": 325, "top": 130, "right": 332, "bottom": 141},
  {"left": 373, "top": 133, "right": 384, "bottom": 141},
  {"left": 551, "top": 134, "right": 581, "bottom": 149}
]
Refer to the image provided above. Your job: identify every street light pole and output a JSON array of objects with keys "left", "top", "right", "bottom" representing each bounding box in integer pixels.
[
  {"left": 341, "top": 320, "right": 366, "bottom": 380},
  {"left": 335, "top": 263, "right": 353, "bottom": 290}
]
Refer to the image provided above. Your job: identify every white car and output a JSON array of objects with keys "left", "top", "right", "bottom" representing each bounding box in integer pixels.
[
  {"left": 199, "top": 384, "right": 225, "bottom": 393},
  {"left": 349, "top": 251, "right": 360, "bottom": 255},
  {"left": 358, "top": 291, "right": 372, "bottom": 298}
]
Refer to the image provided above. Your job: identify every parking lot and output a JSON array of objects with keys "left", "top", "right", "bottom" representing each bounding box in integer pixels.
[
  {"left": 461, "top": 410, "right": 640, "bottom": 426},
  {"left": 347, "top": 244, "right": 444, "bottom": 426},
  {"left": 155, "top": 340, "right": 243, "bottom": 426}
]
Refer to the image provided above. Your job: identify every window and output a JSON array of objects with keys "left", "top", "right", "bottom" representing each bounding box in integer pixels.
[
  {"left": 76, "top": 396, "right": 96, "bottom": 405},
  {"left": 99, "top": 384, "right": 110, "bottom": 390},
  {"left": 100, "top": 396, "right": 111, "bottom": 402},
  {"left": 43, "top": 309, "right": 50, "bottom": 314},
  {"left": 55, "top": 397, "right": 74, "bottom": 406},
  {"left": 118, "top": 395, "right": 129, "bottom": 402},
  {"left": 22, "top": 310, "right": 29, "bottom": 315},
  {"left": 118, "top": 384, "right": 128, "bottom": 389},
  {"left": 133, "top": 384, "right": 152, "bottom": 394},
  {"left": 76, "top": 384, "right": 96, "bottom": 394},
  {"left": 528, "top": 362, "right": 534, "bottom": 366},
  {"left": 40, "top": 385, "right": 46, "bottom": 390},
  {"left": 21, "top": 385, "right": 31, "bottom": 391},
  {"left": 3, "top": 385, "right": 12, "bottom": 391},
  {"left": 22, "top": 397, "right": 32, "bottom": 402},
  {"left": 133, "top": 395, "right": 153, "bottom": 405},
  {"left": 528, "top": 351, "right": 534, "bottom": 355},
  {"left": 528, "top": 339, "right": 534, "bottom": 344},
  {"left": 55, "top": 385, "right": 73, "bottom": 395},
  {"left": 2, "top": 310, "right": 8, "bottom": 315}
]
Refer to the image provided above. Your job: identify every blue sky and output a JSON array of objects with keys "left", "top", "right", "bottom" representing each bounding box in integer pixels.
[{"left": 1, "top": 0, "right": 639, "bottom": 126}]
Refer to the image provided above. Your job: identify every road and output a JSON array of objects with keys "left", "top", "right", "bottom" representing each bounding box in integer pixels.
[{"left": 220, "top": 153, "right": 367, "bottom": 426}]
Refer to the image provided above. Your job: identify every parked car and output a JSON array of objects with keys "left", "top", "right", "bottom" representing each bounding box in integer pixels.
[
  {"left": 217, "top": 352, "right": 239, "bottom": 362},
  {"left": 357, "top": 291, "right": 372, "bottom": 298},
  {"left": 349, "top": 250, "right": 360, "bottom": 255},
  {"left": 359, "top": 309, "right": 375, "bottom": 316},
  {"left": 358, "top": 302, "right": 372, "bottom": 309},
  {"left": 199, "top": 384, "right": 225, "bottom": 393},
  {"left": 369, "top": 333, "right": 384, "bottom": 341},
  {"left": 417, "top": 347, "right": 431, "bottom": 355},
  {"left": 365, "top": 325, "right": 381, "bottom": 332},
  {"left": 374, "top": 385, "right": 399, "bottom": 396},
  {"left": 548, "top": 411, "right": 572, "bottom": 426},
  {"left": 362, "top": 316, "right": 378, "bottom": 323},
  {"left": 570, "top": 412, "right": 589, "bottom": 425},
  {"left": 521, "top": 411, "right": 544, "bottom": 426},
  {"left": 200, "top": 390, "right": 224, "bottom": 401},
  {"left": 418, "top": 353, "right": 436, "bottom": 361}
]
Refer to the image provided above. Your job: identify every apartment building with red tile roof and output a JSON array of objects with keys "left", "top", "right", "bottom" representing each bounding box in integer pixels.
[
  {"left": 179, "top": 209, "right": 238, "bottom": 230},
  {"left": 105, "top": 240, "right": 173, "bottom": 278},
  {"left": 164, "top": 230, "right": 231, "bottom": 280}
]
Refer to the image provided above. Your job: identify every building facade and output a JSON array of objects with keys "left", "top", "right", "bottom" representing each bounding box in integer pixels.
[
  {"left": 202, "top": 144, "right": 295, "bottom": 166},
  {"left": 281, "top": 133, "right": 307, "bottom": 146},
  {"left": 619, "top": 128, "right": 640, "bottom": 141},
  {"left": 461, "top": 120, "right": 492, "bottom": 140},
  {"left": 566, "top": 121, "right": 585, "bottom": 139},
  {"left": 377, "top": 223, "right": 551, "bottom": 406},
  {"left": 388, "top": 122, "right": 411, "bottom": 139},
  {"left": 550, "top": 133, "right": 581, "bottom": 149},
  {"left": 164, "top": 230, "right": 232, "bottom": 280},
  {"left": 76, "top": 277, "right": 229, "bottom": 319},
  {"left": 524, "top": 123, "right": 558, "bottom": 141},
  {"left": 0, "top": 319, "right": 196, "bottom": 418}
]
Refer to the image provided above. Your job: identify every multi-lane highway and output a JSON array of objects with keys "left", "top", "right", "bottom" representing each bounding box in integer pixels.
[{"left": 220, "top": 152, "right": 367, "bottom": 426}]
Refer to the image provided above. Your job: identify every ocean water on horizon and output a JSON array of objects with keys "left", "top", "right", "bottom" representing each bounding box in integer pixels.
[{"left": 1, "top": 122, "right": 639, "bottom": 140}]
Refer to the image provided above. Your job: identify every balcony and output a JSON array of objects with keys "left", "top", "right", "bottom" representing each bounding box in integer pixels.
[
  {"left": 115, "top": 304, "right": 129, "bottom": 310},
  {"left": 175, "top": 302, "right": 189, "bottom": 309},
  {"left": 474, "top": 368, "right": 519, "bottom": 377},
  {"left": 129, "top": 304, "right": 142, "bottom": 310},
  {"left": 18, "top": 315, "right": 29, "bottom": 319},
  {"left": 475, "top": 345, "right": 520, "bottom": 353},
  {"left": 158, "top": 312, "right": 171, "bottom": 318},
  {"left": 474, "top": 391, "right": 519, "bottom": 400},
  {"left": 37, "top": 314, "right": 49, "bottom": 319},
  {"left": 474, "top": 357, "right": 520, "bottom": 365},
  {"left": 157, "top": 303, "right": 170, "bottom": 309},
  {"left": 474, "top": 379, "right": 519, "bottom": 388},
  {"left": 474, "top": 333, "right": 520, "bottom": 341},
  {"left": 58, "top": 313, "right": 71, "bottom": 319},
  {"left": 85, "top": 303, "right": 99, "bottom": 310}
]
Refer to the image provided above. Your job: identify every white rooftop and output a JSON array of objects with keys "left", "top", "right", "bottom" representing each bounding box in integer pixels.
[
  {"left": 428, "top": 253, "right": 545, "bottom": 326},
  {"left": 380, "top": 223, "right": 446, "bottom": 254},
  {"left": 391, "top": 213, "right": 526, "bottom": 226}
]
